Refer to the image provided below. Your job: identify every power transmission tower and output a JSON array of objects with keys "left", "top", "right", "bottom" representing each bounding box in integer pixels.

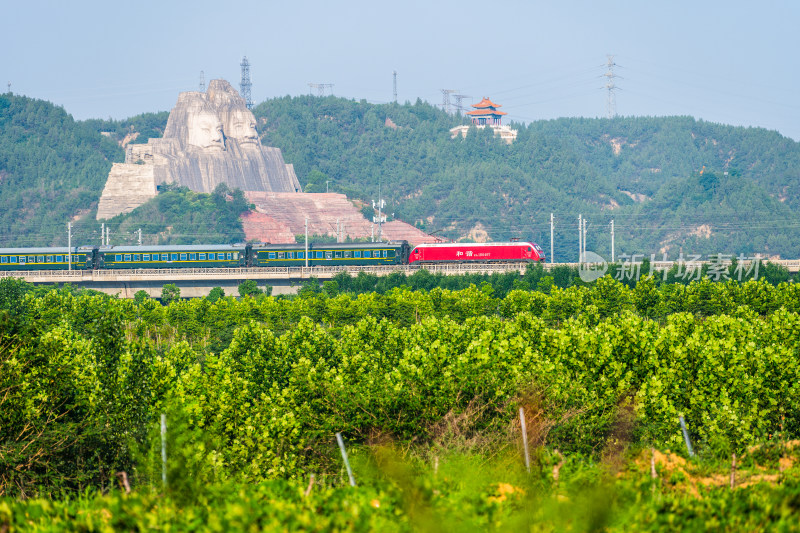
[
  {"left": 603, "top": 55, "right": 621, "bottom": 118},
  {"left": 240, "top": 56, "right": 253, "bottom": 109},
  {"left": 308, "top": 83, "right": 334, "bottom": 96},
  {"left": 393, "top": 70, "right": 397, "bottom": 103},
  {"left": 453, "top": 94, "right": 470, "bottom": 114},
  {"left": 199, "top": 70, "right": 205, "bottom": 92},
  {"left": 441, "top": 89, "right": 457, "bottom": 114}
]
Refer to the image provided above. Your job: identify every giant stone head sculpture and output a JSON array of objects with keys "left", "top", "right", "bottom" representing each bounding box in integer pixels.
[
  {"left": 207, "top": 79, "right": 259, "bottom": 146},
  {"left": 162, "top": 92, "right": 224, "bottom": 151},
  {"left": 187, "top": 107, "right": 225, "bottom": 150}
]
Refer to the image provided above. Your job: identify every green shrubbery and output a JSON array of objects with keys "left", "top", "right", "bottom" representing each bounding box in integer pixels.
[{"left": 2, "top": 275, "right": 800, "bottom": 528}]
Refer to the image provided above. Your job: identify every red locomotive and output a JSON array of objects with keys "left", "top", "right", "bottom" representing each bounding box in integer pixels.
[{"left": 408, "top": 241, "right": 546, "bottom": 264}]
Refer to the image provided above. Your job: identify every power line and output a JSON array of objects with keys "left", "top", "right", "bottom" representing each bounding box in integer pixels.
[
  {"left": 240, "top": 56, "right": 252, "bottom": 109},
  {"left": 440, "top": 89, "right": 457, "bottom": 114},
  {"left": 308, "top": 83, "right": 334, "bottom": 97},
  {"left": 603, "top": 54, "right": 621, "bottom": 118},
  {"left": 452, "top": 94, "right": 471, "bottom": 114}
]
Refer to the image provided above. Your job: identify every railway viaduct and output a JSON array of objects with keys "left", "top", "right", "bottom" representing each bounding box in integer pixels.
[{"left": 2, "top": 260, "right": 798, "bottom": 298}]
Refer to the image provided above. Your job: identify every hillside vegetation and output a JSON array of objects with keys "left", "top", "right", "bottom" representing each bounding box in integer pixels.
[
  {"left": 2, "top": 92, "right": 800, "bottom": 256},
  {"left": 255, "top": 96, "right": 800, "bottom": 259},
  {"left": 0, "top": 94, "right": 121, "bottom": 246}
]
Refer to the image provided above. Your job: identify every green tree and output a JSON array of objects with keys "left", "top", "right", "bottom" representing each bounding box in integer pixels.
[
  {"left": 322, "top": 280, "right": 339, "bottom": 298},
  {"left": 238, "top": 280, "right": 263, "bottom": 297},
  {"left": 207, "top": 287, "right": 225, "bottom": 302},
  {"left": 161, "top": 284, "right": 181, "bottom": 305}
]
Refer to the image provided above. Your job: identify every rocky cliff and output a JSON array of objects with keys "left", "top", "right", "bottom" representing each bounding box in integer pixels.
[{"left": 97, "top": 80, "right": 300, "bottom": 220}]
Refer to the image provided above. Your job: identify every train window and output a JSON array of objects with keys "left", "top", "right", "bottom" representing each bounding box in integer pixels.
[
  {"left": 225, "top": 253, "right": 231, "bottom": 260},
  {"left": 297, "top": 251, "right": 304, "bottom": 259},
  {"left": 268, "top": 252, "right": 276, "bottom": 259},
  {"left": 171, "top": 254, "right": 178, "bottom": 261},
  {"left": 354, "top": 251, "right": 361, "bottom": 258},
  {"left": 363, "top": 251, "right": 371, "bottom": 258},
  {"left": 277, "top": 252, "right": 284, "bottom": 259},
  {"left": 20, "top": 257, "right": 26, "bottom": 264},
  {"left": 134, "top": 254, "right": 141, "bottom": 261},
  {"left": 287, "top": 252, "right": 294, "bottom": 259},
  {"left": 143, "top": 254, "right": 151, "bottom": 261},
  {"left": 344, "top": 251, "right": 351, "bottom": 258},
  {"left": 197, "top": 253, "right": 205, "bottom": 260},
  {"left": 45, "top": 256, "right": 52, "bottom": 262},
  {"left": 125, "top": 254, "right": 132, "bottom": 262},
  {"left": 207, "top": 253, "right": 215, "bottom": 260},
  {"left": 334, "top": 251, "right": 342, "bottom": 258},
  {"left": 189, "top": 253, "right": 196, "bottom": 260},
  {"left": 527, "top": 247, "right": 532, "bottom": 252},
  {"left": 325, "top": 251, "right": 333, "bottom": 260},
  {"left": 0, "top": 257, "right": 6, "bottom": 263},
  {"left": 315, "top": 251, "right": 324, "bottom": 259},
  {"left": 162, "top": 254, "right": 169, "bottom": 261},
  {"left": 56, "top": 256, "right": 63, "bottom": 262},
  {"left": 116, "top": 255, "right": 122, "bottom": 262},
  {"left": 9, "top": 256, "right": 17, "bottom": 263},
  {"left": 37, "top": 256, "right": 45, "bottom": 263},
  {"left": 180, "top": 254, "right": 187, "bottom": 261}
]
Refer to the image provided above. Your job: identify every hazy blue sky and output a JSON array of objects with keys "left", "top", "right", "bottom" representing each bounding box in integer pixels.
[{"left": 3, "top": 0, "right": 799, "bottom": 139}]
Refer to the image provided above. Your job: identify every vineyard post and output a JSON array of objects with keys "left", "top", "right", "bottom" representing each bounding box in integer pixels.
[
  {"left": 304, "top": 474, "right": 316, "bottom": 497},
  {"left": 519, "top": 407, "right": 531, "bottom": 473},
  {"left": 553, "top": 450, "right": 565, "bottom": 484},
  {"left": 336, "top": 432, "right": 356, "bottom": 487},
  {"left": 780, "top": 414, "right": 786, "bottom": 474},
  {"left": 679, "top": 414, "right": 694, "bottom": 457},
  {"left": 161, "top": 413, "right": 167, "bottom": 489},
  {"left": 650, "top": 448, "right": 657, "bottom": 480}
]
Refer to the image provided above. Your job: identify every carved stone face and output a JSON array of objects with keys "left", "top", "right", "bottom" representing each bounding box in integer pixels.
[
  {"left": 225, "top": 108, "right": 259, "bottom": 144},
  {"left": 187, "top": 110, "right": 225, "bottom": 150}
]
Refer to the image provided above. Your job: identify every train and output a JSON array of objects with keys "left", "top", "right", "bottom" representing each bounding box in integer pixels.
[{"left": 0, "top": 240, "right": 545, "bottom": 271}]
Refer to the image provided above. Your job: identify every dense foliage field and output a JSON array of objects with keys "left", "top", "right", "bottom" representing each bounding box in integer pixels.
[{"left": 2, "top": 274, "right": 799, "bottom": 530}]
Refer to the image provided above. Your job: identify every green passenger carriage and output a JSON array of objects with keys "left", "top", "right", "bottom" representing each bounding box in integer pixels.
[
  {"left": 0, "top": 247, "right": 90, "bottom": 271},
  {"left": 96, "top": 244, "right": 247, "bottom": 270}
]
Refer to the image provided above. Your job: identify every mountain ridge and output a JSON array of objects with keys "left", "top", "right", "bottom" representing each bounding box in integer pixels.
[{"left": 1, "top": 92, "right": 798, "bottom": 258}]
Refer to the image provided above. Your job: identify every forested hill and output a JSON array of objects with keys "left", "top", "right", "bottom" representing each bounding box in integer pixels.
[
  {"left": 0, "top": 93, "right": 173, "bottom": 246},
  {"left": 254, "top": 96, "right": 800, "bottom": 260},
  {"left": 2, "top": 92, "right": 800, "bottom": 258},
  {"left": 0, "top": 94, "right": 122, "bottom": 246}
]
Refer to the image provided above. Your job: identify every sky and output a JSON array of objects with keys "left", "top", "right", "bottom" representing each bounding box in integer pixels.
[{"left": 2, "top": 0, "right": 799, "bottom": 140}]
